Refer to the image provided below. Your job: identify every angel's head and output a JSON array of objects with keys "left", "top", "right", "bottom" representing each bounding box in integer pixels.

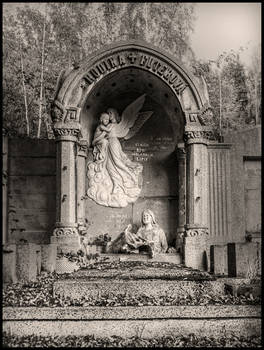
[{"left": 107, "top": 108, "right": 120, "bottom": 123}]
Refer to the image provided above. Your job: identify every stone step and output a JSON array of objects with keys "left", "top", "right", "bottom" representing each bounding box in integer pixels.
[
  {"left": 101, "top": 253, "right": 182, "bottom": 264},
  {"left": 53, "top": 279, "right": 226, "bottom": 300},
  {"left": 3, "top": 305, "right": 261, "bottom": 338}
]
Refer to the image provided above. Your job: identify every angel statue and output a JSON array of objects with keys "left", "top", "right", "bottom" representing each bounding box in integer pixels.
[{"left": 87, "top": 94, "right": 153, "bottom": 207}]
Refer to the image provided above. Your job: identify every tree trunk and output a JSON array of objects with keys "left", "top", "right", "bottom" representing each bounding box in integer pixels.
[
  {"left": 37, "top": 4, "right": 47, "bottom": 138},
  {"left": 19, "top": 36, "right": 29, "bottom": 137}
]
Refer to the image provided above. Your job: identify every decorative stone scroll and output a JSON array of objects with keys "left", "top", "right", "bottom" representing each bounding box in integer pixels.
[
  {"left": 185, "top": 228, "right": 209, "bottom": 237},
  {"left": 82, "top": 50, "right": 187, "bottom": 95},
  {"left": 53, "top": 227, "right": 79, "bottom": 237}
]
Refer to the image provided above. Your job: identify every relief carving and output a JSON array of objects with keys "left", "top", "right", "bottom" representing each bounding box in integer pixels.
[
  {"left": 51, "top": 100, "right": 65, "bottom": 123},
  {"left": 198, "top": 104, "right": 214, "bottom": 126},
  {"left": 87, "top": 94, "right": 153, "bottom": 208},
  {"left": 184, "top": 130, "right": 218, "bottom": 142},
  {"left": 185, "top": 228, "right": 209, "bottom": 237},
  {"left": 53, "top": 227, "right": 79, "bottom": 237},
  {"left": 53, "top": 128, "right": 80, "bottom": 137}
]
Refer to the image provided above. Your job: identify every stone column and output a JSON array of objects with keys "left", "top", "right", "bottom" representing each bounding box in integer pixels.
[
  {"left": 51, "top": 126, "right": 81, "bottom": 253},
  {"left": 2, "top": 130, "right": 8, "bottom": 244},
  {"left": 183, "top": 128, "right": 211, "bottom": 270},
  {"left": 76, "top": 140, "right": 88, "bottom": 234},
  {"left": 176, "top": 143, "right": 186, "bottom": 253}
]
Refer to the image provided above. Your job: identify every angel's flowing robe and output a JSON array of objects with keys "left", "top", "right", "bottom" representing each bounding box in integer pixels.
[{"left": 87, "top": 125, "right": 143, "bottom": 207}]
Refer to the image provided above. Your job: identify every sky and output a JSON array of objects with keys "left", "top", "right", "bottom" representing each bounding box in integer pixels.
[
  {"left": 190, "top": 2, "right": 261, "bottom": 65},
  {"left": 3, "top": 2, "right": 261, "bottom": 66}
]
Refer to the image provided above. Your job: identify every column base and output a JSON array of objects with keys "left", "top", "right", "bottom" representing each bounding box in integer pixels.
[
  {"left": 183, "top": 227, "right": 209, "bottom": 271},
  {"left": 51, "top": 227, "right": 81, "bottom": 254}
]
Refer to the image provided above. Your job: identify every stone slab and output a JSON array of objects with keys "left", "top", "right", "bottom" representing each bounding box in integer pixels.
[
  {"left": 3, "top": 318, "right": 260, "bottom": 339},
  {"left": 16, "top": 243, "right": 38, "bottom": 282},
  {"left": 228, "top": 242, "right": 261, "bottom": 277},
  {"left": 41, "top": 244, "right": 57, "bottom": 273},
  {"left": 53, "top": 280, "right": 225, "bottom": 300},
  {"left": 3, "top": 305, "right": 261, "bottom": 320},
  {"left": 183, "top": 235, "right": 208, "bottom": 271},
  {"left": 118, "top": 253, "right": 181, "bottom": 264},
  {"left": 210, "top": 245, "right": 228, "bottom": 275},
  {"left": 3, "top": 244, "right": 17, "bottom": 283}
]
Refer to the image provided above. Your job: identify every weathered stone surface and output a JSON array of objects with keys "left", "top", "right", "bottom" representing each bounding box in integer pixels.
[
  {"left": 53, "top": 279, "right": 225, "bottom": 300},
  {"left": 9, "top": 139, "right": 56, "bottom": 157},
  {"left": 9, "top": 176, "right": 56, "bottom": 194},
  {"left": 10, "top": 230, "right": 50, "bottom": 244},
  {"left": 3, "top": 244, "right": 17, "bottom": 283},
  {"left": 16, "top": 243, "right": 38, "bottom": 282},
  {"left": 3, "top": 317, "right": 261, "bottom": 338},
  {"left": 3, "top": 305, "right": 261, "bottom": 320},
  {"left": 9, "top": 194, "right": 56, "bottom": 210},
  {"left": 228, "top": 242, "right": 261, "bottom": 277},
  {"left": 9, "top": 158, "right": 56, "bottom": 176},
  {"left": 9, "top": 210, "right": 55, "bottom": 231},
  {"left": 210, "top": 244, "right": 228, "bottom": 275},
  {"left": 183, "top": 235, "right": 208, "bottom": 271},
  {"left": 41, "top": 244, "right": 57, "bottom": 273},
  {"left": 224, "top": 126, "right": 261, "bottom": 243},
  {"left": 119, "top": 253, "right": 181, "bottom": 264},
  {"left": 85, "top": 199, "right": 132, "bottom": 240}
]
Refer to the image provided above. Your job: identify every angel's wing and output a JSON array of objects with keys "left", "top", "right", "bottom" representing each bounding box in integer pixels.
[
  {"left": 114, "top": 94, "right": 147, "bottom": 138},
  {"left": 124, "top": 111, "right": 153, "bottom": 140}
]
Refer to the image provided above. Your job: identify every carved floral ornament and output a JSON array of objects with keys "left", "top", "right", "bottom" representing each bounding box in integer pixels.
[{"left": 53, "top": 127, "right": 80, "bottom": 138}]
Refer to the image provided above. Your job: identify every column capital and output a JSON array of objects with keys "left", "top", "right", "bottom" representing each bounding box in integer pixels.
[
  {"left": 53, "top": 122, "right": 82, "bottom": 142},
  {"left": 184, "top": 224, "right": 209, "bottom": 237},
  {"left": 77, "top": 139, "right": 89, "bottom": 157},
  {"left": 184, "top": 126, "right": 219, "bottom": 145}
]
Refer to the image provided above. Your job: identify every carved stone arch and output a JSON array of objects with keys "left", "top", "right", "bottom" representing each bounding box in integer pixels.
[{"left": 51, "top": 40, "right": 212, "bottom": 129}]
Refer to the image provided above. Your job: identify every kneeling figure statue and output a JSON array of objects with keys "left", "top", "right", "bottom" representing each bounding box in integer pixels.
[{"left": 109, "top": 209, "right": 168, "bottom": 258}]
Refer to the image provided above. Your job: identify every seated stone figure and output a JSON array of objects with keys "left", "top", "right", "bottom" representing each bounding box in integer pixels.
[{"left": 108, "top": 209, "right": 168, "bottom": 258}]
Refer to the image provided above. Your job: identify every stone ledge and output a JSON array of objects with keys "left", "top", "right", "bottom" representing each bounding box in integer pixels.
[
  {"left": 3, "top": 305, "right": 261, "bottom": 320},
  {"left": 3, "top": 319, "right": 261, "bottom": 339},
  {"left": 53, "top": 280, "right": 226, "bottom": 299},
  {"left": 101, "top": 253, "right": 181, "bottom": 264}
]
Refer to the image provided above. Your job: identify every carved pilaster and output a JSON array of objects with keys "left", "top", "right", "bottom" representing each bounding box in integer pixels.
[
  {"left": 176, "top": 143, "right": 186, "bottom": 253},
  {"left": 51, "top": 123, "right": 82, "bottom": 253},
  {"left": 184, "top": 125, "right": 210, "bottom": 270},
  {"left": 77, "top": 140, "right": 88, "bottom": 234}
]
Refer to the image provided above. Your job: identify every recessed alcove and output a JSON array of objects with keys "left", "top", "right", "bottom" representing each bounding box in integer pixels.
[{"left": 81, "top": 67, "right": 185, "bottom": 245}]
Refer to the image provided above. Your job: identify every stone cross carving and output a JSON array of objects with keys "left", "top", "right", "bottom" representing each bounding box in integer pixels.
[{"left": 87, "top": 94, "right": 153, "bottom": 208}]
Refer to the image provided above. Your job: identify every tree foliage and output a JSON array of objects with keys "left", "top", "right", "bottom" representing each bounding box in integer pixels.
[
  {"left": 3, "top": 3, "right": 196, "bottom": 138},
  {"left": 192, "top": 47, "right": 261, "bottom": 134},
  {"left": 3, "top": 3, "right": 260, "bottom": 138}
]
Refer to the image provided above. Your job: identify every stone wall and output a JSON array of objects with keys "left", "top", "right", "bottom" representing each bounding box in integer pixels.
[
  {"left": 7, "top": 139, "right": 56, "bottom": 244},
  {"left": 224, "top": 126, "right": 261, "bottom": 243}
]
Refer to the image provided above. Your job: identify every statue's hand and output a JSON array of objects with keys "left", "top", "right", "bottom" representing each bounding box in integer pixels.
[{"left": 124, "top": 224, "right": 132, "bottom": 234}]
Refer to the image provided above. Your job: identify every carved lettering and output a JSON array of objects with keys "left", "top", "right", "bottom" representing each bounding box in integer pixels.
[
  {"left": 127, "top": 52, "right": 137, "bottom": 64},
  {"left": 81, "top": 50, "right": 188, "bottom": 94},
  {"left": 90, "top": 68, "right": 100, "bottom": 79},
  {"left": 108, "top": 56, "right": 117, "bottom": 68},
  {"left": 140, "top": 54, "right": 148, "bottom": 66},
  {"left": 118, "top": 54, "right": 126, "bottom": 66}
]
